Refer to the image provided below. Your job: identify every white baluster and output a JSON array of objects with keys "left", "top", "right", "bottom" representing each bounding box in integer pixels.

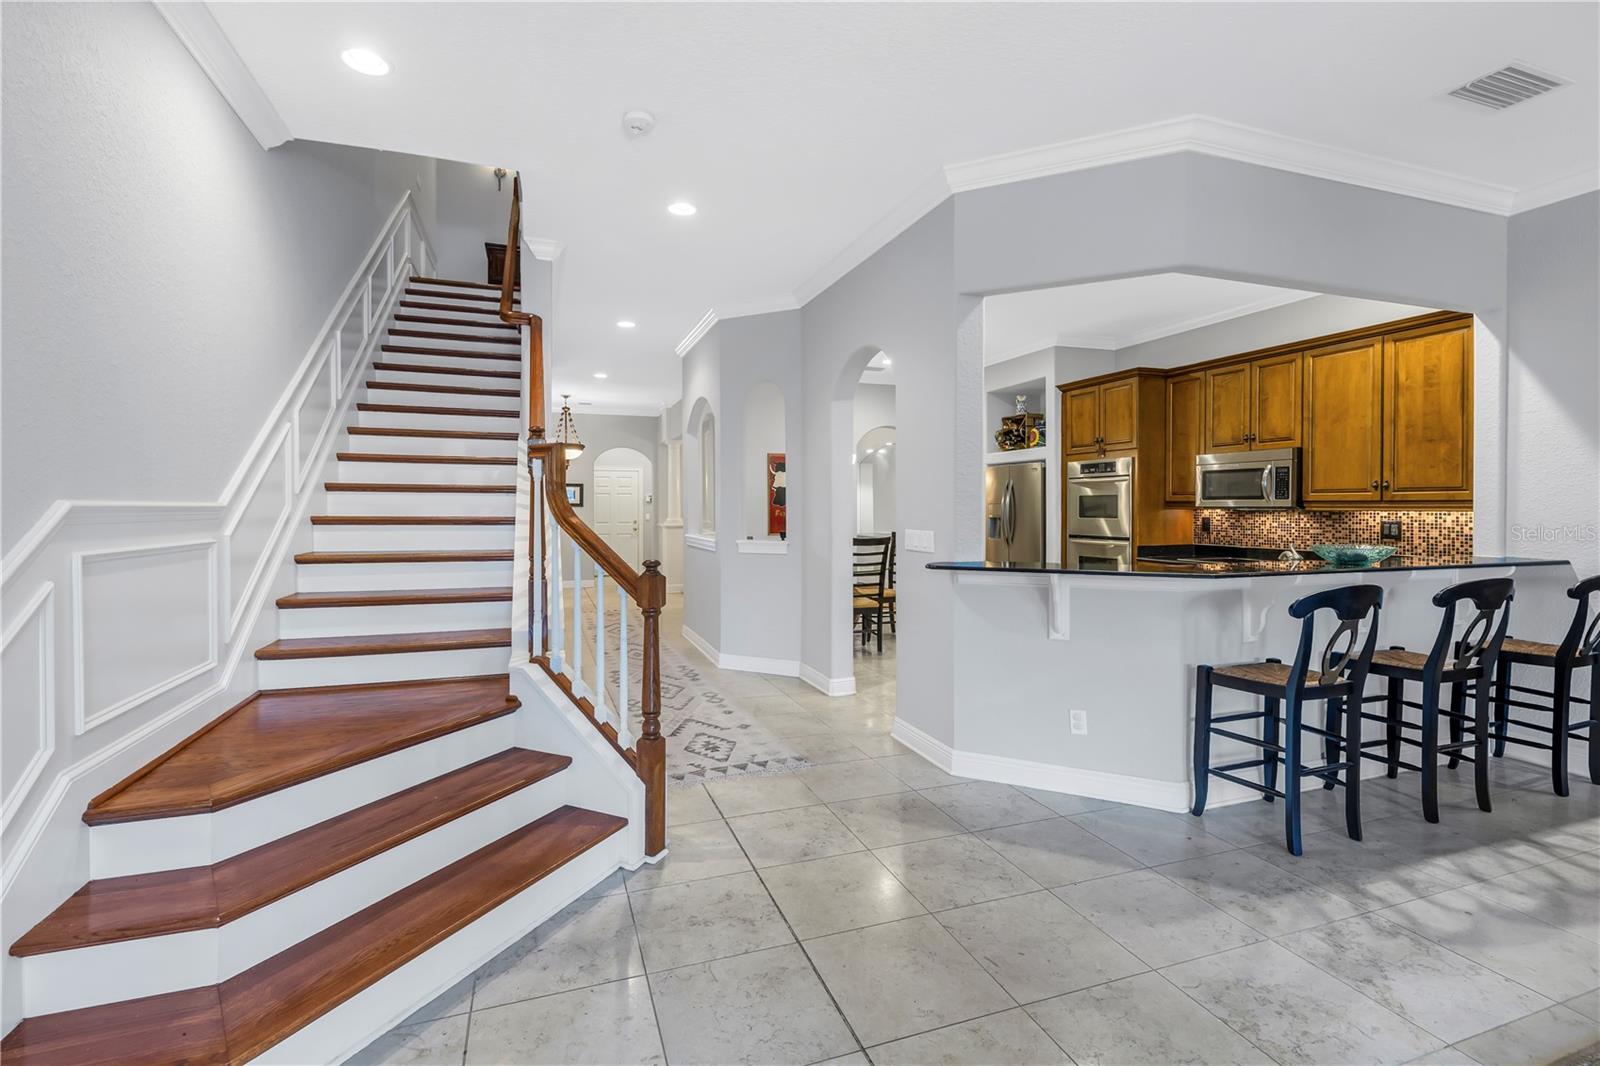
[
  {"left": 530, "top": 458, "right": 543, "bottom": 647},
  {"left": 548, "top": 516, "right": 565, "bottom": 674},
  {"left": 571, "top": 539, "right": 585, "bottom": 698},
  {"left": 594, "top": 571, "right": 609, "bottom": 726},
  {"left": 617, "top": 587, "right": 633, "bottom": 747}
]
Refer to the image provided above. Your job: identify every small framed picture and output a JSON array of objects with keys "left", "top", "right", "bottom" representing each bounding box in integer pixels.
[{"left": 565, "top": 483, "right": 585, "bottom": 507}]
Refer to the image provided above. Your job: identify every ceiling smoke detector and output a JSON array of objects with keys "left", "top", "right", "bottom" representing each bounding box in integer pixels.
[
  {"left": 622, "top": 109, "right": 656, "bottom": 137},
  {"left": 1447, "top": 65, "right": 1567, "bottom": 110}
]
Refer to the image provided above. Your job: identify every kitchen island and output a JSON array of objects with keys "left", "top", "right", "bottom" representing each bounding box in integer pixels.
[{"left": 908, "top": 553, "right": 1574, "bottom": 813}]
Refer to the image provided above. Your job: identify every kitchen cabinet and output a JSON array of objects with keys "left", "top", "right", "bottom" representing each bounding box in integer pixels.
[
  {"left": 1383, "top": 320, "right": 1473, "bottom": 503},
  {"left": 1100, "top": 379, "right": 1138, "bottom": 450},
  {"left": 1202, "top": 353, "right": 1301, "bottom": 452},
  {"left": 1302, "top": 337, "right": 1383, "bottom": 503},
  {"left": 1062, "top": 377, "right": 1138, "bottom": 457},
  {"left": 1063, "top": 385, "right": 1102, "bottom": 456},
  {"left": 1165, "top": 371, "right": 1203, "bottom": 502}
]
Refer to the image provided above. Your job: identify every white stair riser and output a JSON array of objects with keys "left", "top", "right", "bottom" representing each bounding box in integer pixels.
[
  {"left": 392, "top": 317, "right": 518, "bottom": 337},
  {"left": 256, "top": 644, "right": 510, "bottom": 689},
  {"left": 324, "top": 490, "right": 515, "bottom": 517},
  {"left": 278, "top": 599, "right": 511, "bottom": 638},
  {"left": 336, "top": 460, "right": 516, "bottom": 486},
  {"left": 363, "top": 384, "right": 519, "bottom": 412},
  {"left": 372, "top": 366, "right": 521, "bottom": 390},
  {"left": 311, "top": 524, "right": 513, "bottom": 552},
  {"left": 343, "top": 432, "right": 518, "bottom": 457},
  {"left": 386, "top": 332, "right": 521, "bottom": 353},
  {"left": 356, "top": 408, "right": 521, "bottom": 433},
  {"left": 23, "top": 773, "right": 568, "bottom": 1016},
  {"left": 296, "top": 560, "right": 513, "bottom": 592},
  {"left": 260, "top": 835, "right": 626, "bottom": 1066},
  {"left": 405, "top": 291, "right": 515, "bottom": 311},
  {"left": 89, "top": 714, "right": 518, "bottom": 878},
  {"left": 378, "top": 351, "right": 522, "bottom": 374}
]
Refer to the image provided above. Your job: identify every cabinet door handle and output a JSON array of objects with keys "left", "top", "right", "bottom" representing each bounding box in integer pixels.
[
  {"left": 1370, "top": 480, "right": 1380, "bottom": 490},
  {"left": 1382, "top": 480, "right": 1391, "bottom": 490}
]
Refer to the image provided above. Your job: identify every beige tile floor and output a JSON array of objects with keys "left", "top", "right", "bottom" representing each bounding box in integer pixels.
[{"left": 356, "top": 596, "right": 1600, "bottom": 1065}]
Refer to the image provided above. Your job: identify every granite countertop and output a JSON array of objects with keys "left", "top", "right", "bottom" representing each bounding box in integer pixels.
[{"left": 929, "top": 545, "right": 1567, "bottom": 580}]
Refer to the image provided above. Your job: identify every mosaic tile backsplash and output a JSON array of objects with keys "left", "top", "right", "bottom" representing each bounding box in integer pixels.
[{"left": 1194, "top": 509, "right": 1473, "bottom": 557}]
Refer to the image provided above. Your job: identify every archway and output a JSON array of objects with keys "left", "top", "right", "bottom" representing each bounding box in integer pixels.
[{"left": 590, "top": 446, "right": 654, "bottom": 570}]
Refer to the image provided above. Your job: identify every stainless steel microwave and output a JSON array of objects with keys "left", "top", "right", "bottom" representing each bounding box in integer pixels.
[{"left": 1195, "top": 449, "right": 1299, "bottom": 509}]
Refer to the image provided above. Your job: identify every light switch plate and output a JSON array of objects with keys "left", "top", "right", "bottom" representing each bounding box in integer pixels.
[{"left": 905, "top": 529, "right": 935, "bottom": 553}]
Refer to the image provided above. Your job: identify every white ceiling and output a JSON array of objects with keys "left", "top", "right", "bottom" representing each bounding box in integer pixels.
[
  {"left": 205, "top": 2, "right": 1600, "bottom": 413},
  {"left": 984, "top": 275, "right": 1322, "bottom": 361}
]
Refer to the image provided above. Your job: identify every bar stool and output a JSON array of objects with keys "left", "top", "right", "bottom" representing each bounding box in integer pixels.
[
  {"left": 1492, "top": 575, "right": 1600, "bottom": 796},
  {"left": 1359, "top": 577, "right": 1514, "bottom": 823},
  {"left": 1192, "top": 584, "right": 1384, "bottom": 855}
]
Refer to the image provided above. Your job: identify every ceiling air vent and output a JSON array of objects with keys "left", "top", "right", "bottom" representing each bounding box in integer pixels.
[{"left": 1448, "top": 65, "right": 1567, "bottom": 110}]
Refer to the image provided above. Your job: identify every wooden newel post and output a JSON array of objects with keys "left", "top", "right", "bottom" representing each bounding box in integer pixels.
[{"left": 638, "top": 560, "right": 668, "bottom": 857}]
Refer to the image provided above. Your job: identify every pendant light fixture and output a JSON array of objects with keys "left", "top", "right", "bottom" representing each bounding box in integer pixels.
[{"left": 554, "top": 394, "right": 585, "bottom": 460}]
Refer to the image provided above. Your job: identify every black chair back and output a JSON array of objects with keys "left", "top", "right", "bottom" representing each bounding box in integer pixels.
[
  {"left": 853, "top": 535, "right": 891, "bottom": 597},
  {"left": 1558, "top": 574, "right": 1600, "bottom": 662},
  {"left": 1428, "top": 577, "right": 1514, "bottom": 677},
  {"left": 1286, "top": 584, "right": 1384, "bottom": 693}
]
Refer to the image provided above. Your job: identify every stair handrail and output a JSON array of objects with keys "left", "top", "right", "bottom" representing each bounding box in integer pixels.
[{"left": 502, "top": 176, "right": 666, "bottom": 858}]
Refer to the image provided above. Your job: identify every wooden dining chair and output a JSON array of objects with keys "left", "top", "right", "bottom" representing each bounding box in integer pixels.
[
  {"left": 855, "top": 533, "right": 897, "bottom": 636},
  {"left": 852, "top": 535, "right": 891, "bottom": 653}
]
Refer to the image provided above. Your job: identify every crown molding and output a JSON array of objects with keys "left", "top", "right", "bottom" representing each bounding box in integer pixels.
[
  {"left": 983, "top": 336, "right": 1066, "bottom": 368},
  {"left": 1114, "top": 290, "right": 1320, "bottom": 349},
  {"left": 154, "top": 1, "right": 290, "bottom": 149},
  {"left": 674, "top": 308, "right": 719, "bottom": 357},
  {"left": 792, "top": 168, "right": 953, "bottom": 307},
  {"left": 946, "top": 114, "right": 1521, "bottom": 216},
  {"left": 1511, "top": 167, "right": 1600, "bottom": 215},
  {"left": 718, "top": 296, "right": 802, "bottom": 320},
  {"left": 525, "top": 237, "right": 565, "bottom": 261}
]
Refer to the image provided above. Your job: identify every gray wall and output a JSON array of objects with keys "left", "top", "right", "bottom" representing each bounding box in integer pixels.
[
  {"left": 680, "top": 326, "right": 722, "bottom": 647},
  {"left": 434, "top": 159, "right": 513, "bottom": 282},
  {"left": 1507, "top": 192, "right": 1600, "bottom": 576},
  {"left": 1112, "top": 293, "right": 1437, "bottom": 370},
  {"left": 563, "top": 414, "right": 664, "bottom": 560},
  {"left": 0, "top": 2, "right": 439, "bottom": 553}
]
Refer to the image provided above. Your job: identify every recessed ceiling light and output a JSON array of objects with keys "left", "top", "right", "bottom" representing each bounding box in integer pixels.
[
  {"left": 667, "top": 201, "right": 697, "bottom": 217},
  {"left": 881, "top": 357, "right": 892, "bottom": 366},
  {"left": 616, "top": 320, "right": 636, "bottom": 329},
  {"left": 340, "top": 48, "right": 390, "bottom": 76},
  {"left": 593, "top": 372, "right": 608, "bottom": 379}
]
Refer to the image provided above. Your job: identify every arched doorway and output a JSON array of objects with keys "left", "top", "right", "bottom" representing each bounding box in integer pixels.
[{"left": 590, "top": 446, "right": 654, "bottom": 570}]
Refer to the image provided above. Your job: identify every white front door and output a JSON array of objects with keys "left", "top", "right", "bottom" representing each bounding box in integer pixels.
[{"left": 593, "top": 466, "right": 643, "bottom": 569}]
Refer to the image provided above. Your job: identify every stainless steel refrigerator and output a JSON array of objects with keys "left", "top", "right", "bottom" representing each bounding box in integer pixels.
[{"left": 984, "top": 461, "right": 1046, "bottom": 567}]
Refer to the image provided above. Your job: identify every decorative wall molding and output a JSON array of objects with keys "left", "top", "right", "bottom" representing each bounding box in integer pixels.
[
  {"left": 525, "top": 238, "right": 565, "bottom": 262},
  {"left": 70, "top": 539, "right": 220, "bottom": 737},
  {"left": 1512, "top": 167, "right": 1600, "bottom": 214},
  {"left": 679, "top": 624, "right": 719, "bottom": 667},
  {"left": 1, "top": 584, "right": 56, "bottom": 828},
  {"left": 224, "top": 425, "right": 294, "bottom": 640},
  {"left": 674, "top": 309, "right": 719, "bottom": 358},
  {"left": 735, "top": 540, "right": 788, "bottom": 555},
  {"left": 684, "top": 533, "right": 717, "bottom": 553},
  {"left": 153, "top": 1, "right": 291, "bottom": 149}
]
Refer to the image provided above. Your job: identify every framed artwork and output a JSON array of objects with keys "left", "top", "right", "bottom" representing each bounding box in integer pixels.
[
  {"left": 565, "top": 483, "right": 585, "bottom": 507},
  {"left": 766, "top": 453, "right": 786, "bottom": 536}
]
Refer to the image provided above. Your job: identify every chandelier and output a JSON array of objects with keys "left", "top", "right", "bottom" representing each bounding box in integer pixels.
[{"left": 554, "top": 395, "right": 585, "bottom": 460}]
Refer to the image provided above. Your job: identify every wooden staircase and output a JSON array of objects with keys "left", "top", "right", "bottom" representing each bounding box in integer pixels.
[{"left": 1, "top": 278, "right": 635, "bottom": 1064}]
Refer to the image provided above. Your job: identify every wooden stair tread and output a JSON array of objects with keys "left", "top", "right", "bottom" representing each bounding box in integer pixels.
[
  {"left": 366, "top": 380, "right": 519, "bottom": 398},
  {"left": 407, "top": 276, "right": 502, "bottom": 291},
  {"left": 256, "top": 628, "right": 511, "bottom": 660},
  {"left": 294, "top": 549, "right": 513, "bottom": 564},
  {"left": 12, "top": 750, "right": 569, "bottom": 956},
  {"left": 336, "top": 451, "right": 517, "bottom": 465},
  {"left": 387, "top": 329, "right": 521, "bottom": 345},
  {"left": 373, "top": 361, "right": 520, "bottom": 380},
  {"left": 0, "top": 807, "right": 626, "bottom": 1066},
  {"left": 397, "top": 300, "right": 510, "bottom": 316},
  {"left": 380, "top": 344, "right": 520, "bottom": 361},
  {"left": 309, "top": 515, "right": 515, "bottom": 526},
  {"left": 348, "top": 426, "right": 518, "bottom": 441},
  {"left": 324, "top": 481, "right": 515, "bottom": 493},
  {"left": 356, "top": 402, "right": 519, "bottom": 419},
  {"left": 393, "top": 313, "right": 516, "bottom": 331},
  {"left": 404, "top": 287, "right": 500, "bottom": 303},
  {"left": 83, "top": 676, "right": 518, "bottom": 825},
  {"left": 277, "top": 587, "right": 512, "bottom": 609}
]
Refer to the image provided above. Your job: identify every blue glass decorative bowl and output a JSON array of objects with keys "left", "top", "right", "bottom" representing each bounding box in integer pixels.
[{"left": 1309, "top": 544, "right": 1398, "bottom": 568}]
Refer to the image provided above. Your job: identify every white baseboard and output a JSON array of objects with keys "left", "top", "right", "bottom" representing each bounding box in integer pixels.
[
  {"left": 800, "top": 663, "right": 856, "bottom": 697},
  {"left": 680, "top": 624, "right": 719, "bottom": 667},
  {"left": 679, "top": 625, "right": 798, "bottom": 677}
]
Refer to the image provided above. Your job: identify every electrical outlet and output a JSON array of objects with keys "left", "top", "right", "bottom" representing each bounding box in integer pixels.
[
  {"left": 1380, "top": 520, "right": 1402, "bottom": 541},
  {"left": 1069, "top": 709, "right": 1089, "bottom": 736},
  {"left": 1200, "top": 516, "right": 1212, "bottom": 534}
]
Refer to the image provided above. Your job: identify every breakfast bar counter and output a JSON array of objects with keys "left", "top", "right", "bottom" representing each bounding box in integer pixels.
[{"left": 909, "top": 554, "right": 1576, "bottom": 813}]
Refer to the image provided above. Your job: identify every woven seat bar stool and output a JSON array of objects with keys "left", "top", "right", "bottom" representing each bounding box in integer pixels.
[
  {"left": 1491, "top": 575, "right": 1600, "bottom": 796},
  {"left": 1192, "top": 584, "right": 1384, "bottom": 855},
  {"left": 1358, "top": 577, "right": 1514, "bottom": 823}
]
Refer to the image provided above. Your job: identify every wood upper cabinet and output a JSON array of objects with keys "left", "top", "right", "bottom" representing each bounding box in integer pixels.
[
  {"left": 1165, "top": 372, "right": 1203, "bottom": 501},
  {"left": 1063, "top": 385, "right": 1102, "bottom": 456},
  {"left": 1099, "top": 379, "right": 1138, "bottom": 450},
  {"left": 1302, "top": 337, "right": 1384, "bottom": 503},
  {"left": 1383, "top": 321, "right": 1473, "bottom": 502},
  {"left": 1251, "top": 352, "right": 1302, "bottom": 449},
  {"left": 1202, "top": 353, "right": 1302, "bottom": 452},
  {"left": 1203, "top": 364, "right": 1252, "bottom": 452}
]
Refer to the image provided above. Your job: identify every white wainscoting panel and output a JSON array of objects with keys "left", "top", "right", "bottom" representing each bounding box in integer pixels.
[
  {"left": 225, "top": 426, "right": 293, "bottom": 639},
  {"left": 71, "top": 539, "right": 219, "bottom": 736},
  {"left": 292, "top": 341, "right": 339, "bottom": 493},
  {"left": 2, "top": 583, "right": 56, "bottom": 827}
]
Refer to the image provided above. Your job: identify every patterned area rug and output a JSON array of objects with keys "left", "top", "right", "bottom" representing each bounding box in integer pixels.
[{"left": 586, "top": 595, "right": 813, "bottom": 788}]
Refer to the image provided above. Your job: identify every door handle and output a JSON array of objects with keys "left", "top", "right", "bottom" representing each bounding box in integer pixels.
[
  {"left": 1002, "top": 483, "right": 1017, "bottom": 544},
  {"left": 1261, "top": 468, "right": 1273, "bottom": 501}
]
